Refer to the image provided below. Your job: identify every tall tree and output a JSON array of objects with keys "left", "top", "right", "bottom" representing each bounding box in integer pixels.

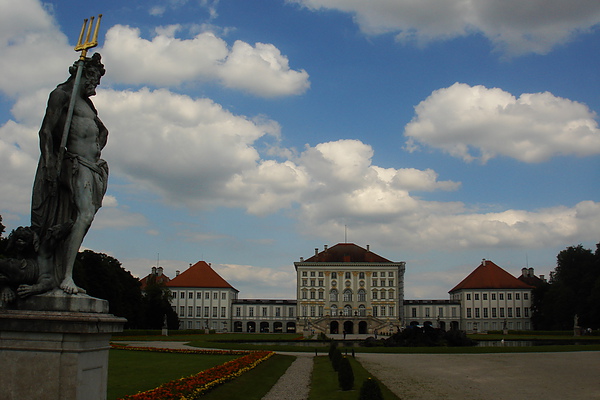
[
  {"left": 141, "top": 275, "right": 179, "bottom": 330},
  {"left": 534, "top": 243, "right": 600, "bottom": 330},
  {"left": 0, "top": 215, "right": 7, "bottom": 254},
  {"left": 74, "top": 250, "right": 143, "bottom": 328}
]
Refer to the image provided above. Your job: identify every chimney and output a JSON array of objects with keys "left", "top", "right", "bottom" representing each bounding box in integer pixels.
[
  {"left": 482, "top": 259, "right": 486, "bottom": 266},
  {"left": 157, "top": 267, "right": 163, "bottom": 276},
  {"left": 152, "top": 266, "right": 157, "bottom": 275},
  {"left": 324, "top": 245, "right": 328, "bottom": 252},
  {"left": 315, "top": 248, "right": 318, "bottom": 256},
  {"left": 366, "top": 244, "right": 370, "bottom": 252},
  {"left": 521, "top": 267, "right": 528, "bottom": 277},
  {"left": 540, "top": 274, "right": 546, "bottom": 282},
  {"left": 176, "top": 270, "right": 180, "bottom": 276},
  {"left": 300, "top": 257, "right": 304, "bottom": 262},
  {"left": 528, "top": 267, "right": 534, "bottom": 277}
]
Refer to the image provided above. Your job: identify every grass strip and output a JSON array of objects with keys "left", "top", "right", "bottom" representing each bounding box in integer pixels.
[
  {"left": 200, "top": 354, "right": 296, "bottom": 400},
  {"left": 309, "top": 356, "right": 400, "bottom": 400},
  {"left": 108, "top": 349, "right": 238, "bottom": 400}
]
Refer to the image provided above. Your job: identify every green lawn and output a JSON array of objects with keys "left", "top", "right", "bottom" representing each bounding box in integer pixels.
[
  {"left": 309, "top": 356, "right": 400, "bottom": 400},
  {"left": 107, "top": 349, "right": 238, "bottom": 399},
  {"left": 112, "top": 331, "right": 600, "bottom": 354}
]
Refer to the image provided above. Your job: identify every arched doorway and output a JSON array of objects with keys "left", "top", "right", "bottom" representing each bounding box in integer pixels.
[
  {"left": 233, "top": 321, "right": 242, "bottom": 332},
  {"left": 358, "top": 321, "right": 368, "bottom": 334},
  {"left": 439, "top": 321, "right": 446, "bottom": 331},
  {"left": 274, "top": 322, "right": 283, "bottom": 333},
  {"left": 343, "top": 321, "right": 354, "bottom": 334},
  {"left": 450, "top": 321, "right": 459, "bottom": 330},
  {"left": 260, "top": 322, "right": 270, "bottom": 332},
  {"left": 246, "top": 321, "right": 256, "bottom": 332},
  {"left": 330, "top": 321, "right": 339, "bottom": 334},
  {"left": 286, "top": 322, "right": 296, "bottom": 333},
  {"left": 410, "top": 321, "right": 420, "bottom": 327}
]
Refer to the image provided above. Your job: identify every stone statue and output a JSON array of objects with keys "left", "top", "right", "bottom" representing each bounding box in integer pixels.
[
  {"left": 14, "top": 53, "right": 108, "bottom": 300},
  {"left": 30, "top": 53, "right": 108, "bottom": 296}
]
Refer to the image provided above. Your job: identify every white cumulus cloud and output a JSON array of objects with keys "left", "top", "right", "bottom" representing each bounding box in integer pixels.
[
  {"left": 101, "top": 24, "right": 309, "bottom": 97},
  {"left": 404, "top": 83, "right": 600, "bottom": 163},
  {"left": 292, "top": 0, "right": 600, "bottom": 55}
]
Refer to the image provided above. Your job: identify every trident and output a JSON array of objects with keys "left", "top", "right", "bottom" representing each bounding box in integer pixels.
[{"left": 56, "top": 15, "right": 103, "bottom": 178}]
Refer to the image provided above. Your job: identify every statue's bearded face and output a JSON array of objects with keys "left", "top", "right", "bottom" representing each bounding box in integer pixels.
[{"left": 83, "top": 70, "right": 102, "bottom": 97}]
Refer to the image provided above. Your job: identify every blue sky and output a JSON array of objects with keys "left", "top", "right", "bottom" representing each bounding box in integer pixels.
[{"left": 1, "top": 0, "right": 599, "bottom": 299}]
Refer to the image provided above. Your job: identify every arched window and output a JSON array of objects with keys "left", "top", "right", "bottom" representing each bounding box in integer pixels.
[
  {"left": 380, "top": 290, "right": 386, "bottom": 299},
  {"left": 359, "top": 272, "right": 365, "bottom": 279},
  {"left": 330, "top": 289, "right": 338, "bottom": 302},
  {"left": 358, "top": 304, "right": 366, "bottom": 316},
  {"left": 345, "top": 272, "right": 351, "bottom": 280},
  {"left": 344, "top": 305, "right": 352, "bottom": 316},
  {"left": 331, "top": 272, "right": 337, "bottom": 279},
  {"left": 358, "top": 289, "right": 366, "bottom": 302},
  {"left": 331, "top": 305, "right": 338, "bottom": 316},
  {"left": 343, "top": 289, "right": 352, "bottom": 302}
]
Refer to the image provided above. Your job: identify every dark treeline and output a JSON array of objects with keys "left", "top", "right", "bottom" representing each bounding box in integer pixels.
[
  {"left": 532, "top": 243, "right": 600, "bottom": 330},
  {"left": 0, "top": 216, "right": 178, "bottom": 329}
]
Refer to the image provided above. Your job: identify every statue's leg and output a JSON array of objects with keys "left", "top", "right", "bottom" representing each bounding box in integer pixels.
[{"left": 60, "top": 166, "right": 95, "bottom": 294}]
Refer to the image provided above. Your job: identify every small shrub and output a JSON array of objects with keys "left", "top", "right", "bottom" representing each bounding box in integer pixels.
[
  {"left": 337, "top": 356, "right": 354, "bottom": 391},
  {"left": 358, "top": 377, "right": 383, "bottom": 400}
]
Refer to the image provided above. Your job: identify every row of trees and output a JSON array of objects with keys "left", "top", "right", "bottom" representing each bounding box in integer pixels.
[{"left": 0, "top": 215, "right": 178, "bottom": 329}]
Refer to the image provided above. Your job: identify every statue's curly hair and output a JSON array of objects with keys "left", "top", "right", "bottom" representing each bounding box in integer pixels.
[{"left": 69, "top": 52, "right": 105, "bottom": 77}]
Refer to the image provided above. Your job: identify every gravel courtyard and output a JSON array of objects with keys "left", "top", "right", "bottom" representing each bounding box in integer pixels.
[{"left": 357, "top": 351, "right": 600, "bottom": 400}]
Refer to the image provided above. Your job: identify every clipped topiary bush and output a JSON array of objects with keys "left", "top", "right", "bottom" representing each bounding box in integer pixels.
[
  {"left": 331, "top": 347, "right": 343, "bottom": 371},
  {"left": 337, "top": 356, "right": 354, "bottom": 391},
  {"left": 358, "top": 377, "right": 383, "bottom": 400},
  {"left": 328, "top": 341, "right": 338, "bottom": 359}
]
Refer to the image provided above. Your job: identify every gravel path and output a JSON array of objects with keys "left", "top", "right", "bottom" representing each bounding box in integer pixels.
[
  {"left": 357, "top": 351, "right": 600, "bottom": 400},
  {"left": 261, "top": 354, "right": 314, "bottom": 400}
]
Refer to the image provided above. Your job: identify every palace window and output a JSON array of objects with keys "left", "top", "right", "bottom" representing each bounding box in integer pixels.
[
  {"left": 343, "top": 289, "right": 352, "bottom": 302},
  {"left": 330, "top": 289, "right": 338, "bottom": 302},
  {"left": 358, "top": 289, "right": 366, "bottom": 302}
]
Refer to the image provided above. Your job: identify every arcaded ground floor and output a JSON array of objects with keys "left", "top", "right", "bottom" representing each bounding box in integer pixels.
[{"left": 356, "top": 351, "right": 600, "bottom": 400}]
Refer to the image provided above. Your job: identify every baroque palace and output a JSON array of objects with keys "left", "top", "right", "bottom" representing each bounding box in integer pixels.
[{"left": 143, "top": 243, "right": 544, "bottom": 335}]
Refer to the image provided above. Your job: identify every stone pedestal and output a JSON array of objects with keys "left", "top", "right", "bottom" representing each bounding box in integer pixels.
[{"left": 0, "top": 290, "right": 126, "bottom": 400}]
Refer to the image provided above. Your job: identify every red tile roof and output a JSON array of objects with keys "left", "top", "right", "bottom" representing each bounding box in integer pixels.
[
  {"left": 449, "top": 260, "right": 533, "bottom": 293},
  {"left": 166, "top": 261, "right": 237, "bottom": 291},
  {"left": 303, "top": 243, "right": 394, "bottom": 263}
]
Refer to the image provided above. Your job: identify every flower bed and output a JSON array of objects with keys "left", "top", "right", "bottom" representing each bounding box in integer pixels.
[{"left": 113, "top": 345, "right": 274, "bottom": 399}]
